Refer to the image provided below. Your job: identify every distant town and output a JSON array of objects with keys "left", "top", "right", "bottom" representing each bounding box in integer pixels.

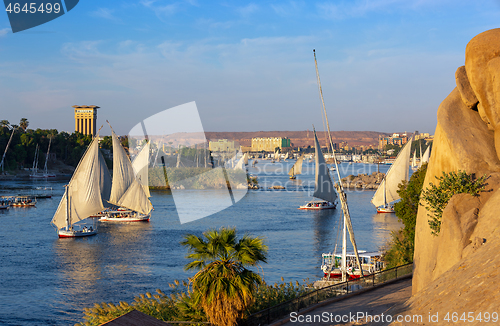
[{"left": 0, "top": 105, "right": 434, "bottom": 174}]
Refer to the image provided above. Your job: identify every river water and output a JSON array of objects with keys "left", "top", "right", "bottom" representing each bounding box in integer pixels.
[{"left": 0, "top": 161, "right": 401, "bottom": 325}]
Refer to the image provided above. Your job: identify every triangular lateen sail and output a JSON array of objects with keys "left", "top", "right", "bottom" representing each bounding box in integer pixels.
[
  {"left": 132, "top": 140, "right": 151, "bottom": 198},
  {"left": 234, "top": 153, "right": 245, "bottom": 170},
  {"left": 313, "top": 130, "right": 337, "bottom": 203},
  {"left": 109, "top": 127, "right": 152, "bottom": 215},
  {"left": 288, "top": 153, "right": 305, "bottom": 176},
  {"left": 421, "top": 145, "right": 431, "bottom": 164},
  {"left": 51, "top": 132, "right": 111, "bottom": 230},
  {"left": 371, "top": 136, "right": 413, "bottom": 207}
]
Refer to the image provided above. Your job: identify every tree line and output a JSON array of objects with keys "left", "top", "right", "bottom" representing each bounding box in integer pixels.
[{"left": 0, "top": 118, "right": 94, "bottom": 171}]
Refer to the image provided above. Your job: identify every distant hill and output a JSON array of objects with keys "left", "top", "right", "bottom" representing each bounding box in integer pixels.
[{"left": 204, "top": 131, "right": 392, "bottom": 148}]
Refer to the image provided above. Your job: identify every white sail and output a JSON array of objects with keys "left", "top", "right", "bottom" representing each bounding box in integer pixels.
[
  {"left": 284, "top": 152, "right": 289, "bottom": 160},
  {"left": 109, "top": 128, "right": 153, "bottom": 215},
  {"left": 421, "top": 145, "right": 431, "bottom": 164},
  {"left": 274, "top": 150, "right": 280, "bottom": 161},
  {"left": 418, "top": 141, "right": 423, "bottom": 168},
  {"left": 243, "top": 153, "right": 249, "bottom": 165},
  {"left": 132, "top": 141, "right": 151, "bottom": 198},
  {"left": 288, "top": 153, "right": 305, "bottom": 176},
  {"left": 412, "top": 150, "right": 417, "bottom": 168},
  {"left": 371, "top": 137, "right": 413, "bottom": 207},
  {"left": 51, "top": 133, "right": 111, "bottom": 230},
  {"left": 313, "top": 130, "right": 337, "bottom": 203},
  {"left": 234, "top": 154, "right": 245, "bottom": 170}
]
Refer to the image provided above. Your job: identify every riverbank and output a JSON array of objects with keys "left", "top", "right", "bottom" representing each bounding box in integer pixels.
[{"left": 341, "top": 172, "right": 385, "bottom": 190}]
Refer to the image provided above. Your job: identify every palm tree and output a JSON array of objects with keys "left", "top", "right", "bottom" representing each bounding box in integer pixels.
[
  {"left": 19, "top": 118, "right": 29, "bottom": 131},
  {"left": 180, "top": 227, "right": 267, "bottom": 326}
]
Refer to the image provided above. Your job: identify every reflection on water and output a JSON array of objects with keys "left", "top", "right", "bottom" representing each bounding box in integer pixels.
[
  {"left": 371, "top": 213, "right": 403, "bottom": 249},
  {"left": 52, "top": 220, "right": 154, "bottom": 323}
]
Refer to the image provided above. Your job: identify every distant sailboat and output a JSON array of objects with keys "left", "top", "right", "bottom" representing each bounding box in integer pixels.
[
  {"left": 30, "top": 138, "right": 56, "bottom": 178},
  {"left": 29, "top": 144, "right": 40, "bottom": 178},
  {"left": 100, "top": 125, "right": 153, "bottom": 222},
  {"left": 411, "top": 149, "right": 418, "bottom": 172},
  {"left": 288, "top": 153, "right": 305, "bottom": 180},
  {"left": 51, "top": 130, "right": 111, "bottom": 238},
  {"left": 421, "top": 145, "right": 431, "bottom": 165},
  {"left": 371, "top": 137, "right": 413, "bottom": 213},
  {"left": 243, "top": 153, "right": 249, "bottom": 166},
  {"left": 132, "top": 140, "right": 151, "bottom": 198},
  {"left": 234, "top": 154, "right": 245, "bottom": 170},
  {"left": 299, "top": 130, "right": 337, "bottom": 210}
]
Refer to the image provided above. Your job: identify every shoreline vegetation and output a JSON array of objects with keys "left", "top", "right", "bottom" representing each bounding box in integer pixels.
[{"left": 78, "top": 227, "right": 311, "bottom": 326}]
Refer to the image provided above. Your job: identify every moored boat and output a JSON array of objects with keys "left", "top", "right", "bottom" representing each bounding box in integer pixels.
[
  {"left": 319, "top": 251, "right": 385, "bottom": 281},
  {"left": 10, "top": 196, "right": 36, "bottom": 207},
  {"left": 0, "top": 199, "right": 10, "bottom": 209}
]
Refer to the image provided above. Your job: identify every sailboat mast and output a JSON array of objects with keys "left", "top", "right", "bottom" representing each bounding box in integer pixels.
[
  {"left": 314, "top": 49, "right": 364, "bottom": 278},
  {"left": 44, "top": 137, "right": 52, "bottom": 175},
  {"left": 65, "top": 185, "right": 70, "bottom": 231},
  {"left": 383, "top": 177, "right": 387, "bottom": 207},
  {"left": 0, "top": 127, "right": 16, "bottom": 173}
]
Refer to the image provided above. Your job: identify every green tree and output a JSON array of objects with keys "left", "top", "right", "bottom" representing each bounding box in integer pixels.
[
  {"left": 384, "top": 163, "right": 427, "bottom": 268},
  {"left": 100, "top": 136, "right": 113, "bottom": 150},
  {"left": 181, "top": 227, "right": 267, "bottom": 326},
  {"left": 19, "top": 118, "right": 29, "bottom": 131},
  {"left": 0, "top": 120, "right": 10, "bottom": 129}
]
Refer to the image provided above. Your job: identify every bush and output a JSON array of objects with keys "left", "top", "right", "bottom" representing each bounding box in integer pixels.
[
  {"left": 248, "top": 278, "right": 312, "bottom": 314},
  {"left": 421, "top": 171, "right": 488, "bottom": 236},
  {"left": 383, "top": 163, "right": 427, "bottom": 268}
]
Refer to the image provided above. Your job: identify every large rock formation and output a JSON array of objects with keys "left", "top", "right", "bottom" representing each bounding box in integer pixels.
[{"left": 407, "top": 28, "right": 500, "bottom": 318}]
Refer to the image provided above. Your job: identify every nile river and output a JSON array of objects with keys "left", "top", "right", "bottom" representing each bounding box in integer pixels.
[{"left": 0, "top": 161, "right": 401, "bottom": 325}]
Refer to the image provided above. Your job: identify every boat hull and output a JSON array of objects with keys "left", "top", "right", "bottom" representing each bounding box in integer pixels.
[
  {"left": 323, "top": 272, "right": 361, "bottom": 281},
  {"left": 299, "top": 201, "right": 336, "bottom": 210},
  {"left": 11, "top": 203, "right": 36, "bottom": 207},
  {"left": 100, "top": 213, "right": 150, "bottom": 222},
  {"left": 58, "top": 229, "right": 97, "bottom": 238},
  {"left": 376, "top": 206, "right": 395, "bottom": 213}
]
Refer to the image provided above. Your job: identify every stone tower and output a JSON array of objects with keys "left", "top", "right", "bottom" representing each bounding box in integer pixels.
[{"left": 73, "top": 105, "right": 99, "bottom": 136}]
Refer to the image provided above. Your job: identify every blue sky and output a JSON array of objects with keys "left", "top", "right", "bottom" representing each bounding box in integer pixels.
[{"left": 1, "top": 0, "right": 500, "bottom": 135}]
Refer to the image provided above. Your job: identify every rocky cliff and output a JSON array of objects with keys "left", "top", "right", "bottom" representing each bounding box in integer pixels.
[{"left": 396, "top": 28, "right": 500, "bottom": 324}]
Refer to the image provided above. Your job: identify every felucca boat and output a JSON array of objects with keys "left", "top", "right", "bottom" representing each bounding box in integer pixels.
[
  {"left": 100, "top": 126, "right": 153, "bottom": 222},
  {"left": 411, "top": 149, "right": 418, "bottom": 172},
  {"left": 299, "top": 129, "right": 336, "bottom": 210},
  {"left": 30, "top": 138, "right": 56, "bottom": 178},
  {"left": 51, "top": 129, "right": 111, "bottom": 238},
  {"left": 371, "top": 137, "right": 413, "bottom": 213},
  {"left": 288, "top": 153, "right": 305, "bottom": 180}
]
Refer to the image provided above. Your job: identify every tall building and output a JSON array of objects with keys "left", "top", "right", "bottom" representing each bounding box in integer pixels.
[
  {"left": 378, "top": 133, "right": 409, "bottom": 150},
  {"left": 73, "top": 105, "right": 99, "bottom": 136},
  {"left": 251, "top": 137, "right": 291, "bottom": 152},
  {"left": 208, "top": 139, "right": 237, "bottom": 153}
]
